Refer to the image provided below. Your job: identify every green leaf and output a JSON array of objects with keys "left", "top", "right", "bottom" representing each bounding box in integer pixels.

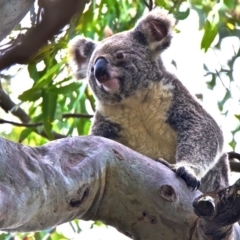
[
  {"left": 217, "top": 90, "right": 231, "bottom": 111},
  {"left": 232, "top": 125, "right": 240, "bottom": 135},
  {"left": 19, "top": 88, "right": 42, "bottom": 101},
  {"left": 93, "top": 220, "right": 106, "bottom": 227},
  {"left": 49, "top": 231, "right": 68, "bottom": 240},
  {"left": 28, "top": 63, "right": 39, "bottom": 82},
  {"left": 224, "top": 0, "right": 235, "bottom": 8},
  {"left": 19, "top": 128, "right": 33, "bottom": 143},
  {"left": 48, "top": 82, "right": 81, "bottom": 95},
  {"left": 174, "top": 7, "right": 190, "bottom": 20},
  {"left": 201, "top": 20, "right": 218, "bottom": 52},
  {"left": 206, "top": 74, "right": 216, "bottom": 90},
  {"left": 35, "top": 61, "right": 64, "bottom": 88},
  {"left": 0, "top": 233, "right": 13, "bottom": 240},
  {"left": 42, "top": 91, "right": 57, "bottom": 139},
  {"left": 235, "top": 115, "right": 240, "bottom": 120},
  {"left": 229, "top": 138, "right": 236, "bottom": 150}
]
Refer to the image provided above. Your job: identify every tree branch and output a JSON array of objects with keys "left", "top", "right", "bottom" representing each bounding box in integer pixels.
[
  {"left": 0, "top": 81, "right": 30, "bottom": 123},
  {"left": 0, "top": 136, "right": 239, "bottom": 239},
  {"left": 62, "top": 113, "right": 93, "bottom": 119},
  {"left": 193, "top": 179, "right": 240, "bottom": 239},
  {"left": 0, "top": 0, "right": 34, "bottom": 41},
  {"left": 0, "top": 118, "right": 42, "bottom": 127},
  {"left": 228, "top": 151, "right": 240, "bottom": 172},
  {"left": 0, "top": 81, "right": 91, "bottom": 138},
  {"left": 229, "top": 161, "right": 240, "bottom": 172},
  {"left": 228, "top": 151, "right": 240, "bottom": 161},
  {"left": 0, "top": 82, "right": 65, "bottom": 140},
  {"left": 142, "top": 0, "right": 154, "bottom": 11},
  {"left": 0, "top": 0, "right": 89, "bottom": 71}
]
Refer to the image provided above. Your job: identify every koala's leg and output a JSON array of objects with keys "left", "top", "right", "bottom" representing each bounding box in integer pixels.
[{"left": 200, "top": 153, "right": 230, "bottom": 193}]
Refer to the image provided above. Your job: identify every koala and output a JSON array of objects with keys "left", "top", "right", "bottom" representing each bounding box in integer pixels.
[{"left": 68, "top": 8, "right": 230, "bottom": 193}]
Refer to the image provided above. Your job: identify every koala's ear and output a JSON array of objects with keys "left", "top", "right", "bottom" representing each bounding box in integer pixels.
[
  {"left": 133, "top": 8, "right": 173, "bottom": 56},
  {"left": 68, "top": 36, "right": 98, "bottom": 79}
]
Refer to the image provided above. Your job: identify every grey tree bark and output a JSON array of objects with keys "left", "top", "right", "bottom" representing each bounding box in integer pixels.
[
  {"left": 0, "top": 136, "right": 239, "bottom": 239},
  {"left": 0, "top": 0, "right": 34, "bottom": 41}
]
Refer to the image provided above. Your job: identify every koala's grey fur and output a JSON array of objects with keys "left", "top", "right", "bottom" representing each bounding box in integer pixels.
[{"left": 68, "top": 8, "right": 230, "bottom": 192}]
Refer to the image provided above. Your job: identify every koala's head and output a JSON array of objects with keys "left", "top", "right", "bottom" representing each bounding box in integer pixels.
[{"left": 68, "top": 8, "right": 173, "bottom": 104}]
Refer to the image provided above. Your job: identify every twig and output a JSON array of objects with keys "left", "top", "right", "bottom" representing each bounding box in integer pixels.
[
  {"left": 0, "top": 118, "right": 42, "bottom": 127},
  {"left": 62, "top": 113, "right": 93, "bottom": 119},
  {"left": 0, "top": 81, "right": 30, "bottom": 122},
  {"left": 228, "top": 151, "right": 240, "bottom": 172},
  {"left": 215, "top": 69, "right": 230, "bottom": 92},
  {"left": 228, "top": 151, "right": 240, "bottom": 161},
  {"left": 142, "top": 0, "right": 153, "bottom": 11}
]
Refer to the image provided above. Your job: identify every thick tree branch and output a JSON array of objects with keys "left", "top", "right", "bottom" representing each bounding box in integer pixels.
[
  {"left": 193, "top": 179, "right": 240, "bottom": 239},
  {"left": 229, "top": 161, "right": 240, "bottom": 172},
  {"left": 228, "top": 151, "right": 240, "bottom": 172},
  {"left": 0, "top": 136, "right": 239, "bottom": 239},
  {"left": 0, "top": 0, "right": 89, "bottom": 70},
  {"left": 228, "top": 151, "right": 240, "bottom": 161},
  {"left": 0, "top": 0, "right": 34, "bottom": 42}
]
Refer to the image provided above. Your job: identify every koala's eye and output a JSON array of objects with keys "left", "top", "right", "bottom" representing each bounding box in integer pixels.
[{"left": 116, "top": 52, "right": 124, "bottom": 59}]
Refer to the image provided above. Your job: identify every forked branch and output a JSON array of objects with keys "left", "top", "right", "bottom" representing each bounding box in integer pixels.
[{"left": 0, "top": 136, "right": 239, "bottom": 239}]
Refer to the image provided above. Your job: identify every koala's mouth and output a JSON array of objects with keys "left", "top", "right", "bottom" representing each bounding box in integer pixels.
[{"left": 96, "top": 77, "right": 120, "bottom": 93}]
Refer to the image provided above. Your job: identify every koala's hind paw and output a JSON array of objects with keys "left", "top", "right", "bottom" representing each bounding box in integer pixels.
[{"left": 176, "top": 166, "right": 201, "bottom": 191}]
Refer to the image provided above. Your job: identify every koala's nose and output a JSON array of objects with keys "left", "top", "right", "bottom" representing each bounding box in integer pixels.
[{"left": 94, "top": 57, "right": 109, "bottom": 83}]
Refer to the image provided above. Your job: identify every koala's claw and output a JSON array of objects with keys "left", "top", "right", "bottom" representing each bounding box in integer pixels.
[
  {"left": 155, "top": 158, "right": 176, "bottom": 172},
  {"left": 176, "top": 166, "right": 201, "bottom": 191},
  {"left": 155, "top": 160, "right": 201, "bottom": 190}
]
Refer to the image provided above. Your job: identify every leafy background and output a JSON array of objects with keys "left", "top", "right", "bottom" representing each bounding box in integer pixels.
[{"left": 0, "top": 0, "right": 240, "bottom": 239}]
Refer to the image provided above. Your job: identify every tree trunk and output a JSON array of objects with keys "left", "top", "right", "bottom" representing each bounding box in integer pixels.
[{"left": 0, "top": 136, "right": 239, "bottom": 239}]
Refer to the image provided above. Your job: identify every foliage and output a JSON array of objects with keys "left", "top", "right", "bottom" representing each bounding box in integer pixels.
[{"left": 0, "top": 0, "right": 240, "bottom": 239}]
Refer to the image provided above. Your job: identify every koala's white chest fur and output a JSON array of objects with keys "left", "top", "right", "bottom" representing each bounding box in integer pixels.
[{"left": 97, "top": 81, "right": 177, "bottom": 163}]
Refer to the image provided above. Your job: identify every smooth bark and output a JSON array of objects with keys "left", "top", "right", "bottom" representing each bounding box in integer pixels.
[
  {"left": 0, "top": 0, "right": 34, "bottom": 41},
  {"left": 0, "top": 136, "right": 239, "bottom": 239}
]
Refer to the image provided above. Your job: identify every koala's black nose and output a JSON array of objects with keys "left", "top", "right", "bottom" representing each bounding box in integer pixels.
[{"left": 94, "top": 57, "right": 109, "bottom": 83}]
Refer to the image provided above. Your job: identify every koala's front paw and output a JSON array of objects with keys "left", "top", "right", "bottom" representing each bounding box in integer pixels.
[
  {"left": 176, "top": 166, "right": 201, "bottom": 191},
  {"left": 155, "top": 159, "right": 201, "bottom": 190}
]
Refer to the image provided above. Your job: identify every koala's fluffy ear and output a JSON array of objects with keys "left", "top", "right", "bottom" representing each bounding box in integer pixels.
[
  {"left": 133, "top": 8, "right": 173, "bottom": 56},
  {"left": 68, "top": 36, "right": 98, "bottom": 79}
]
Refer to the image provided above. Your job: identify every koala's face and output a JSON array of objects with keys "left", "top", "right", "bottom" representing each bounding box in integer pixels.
[
  {"left": 68, "top": 8, "right": 173, "bottom": 104},
  {"left": 88, "top": 32, "right": 161, "bottom": 103}
]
